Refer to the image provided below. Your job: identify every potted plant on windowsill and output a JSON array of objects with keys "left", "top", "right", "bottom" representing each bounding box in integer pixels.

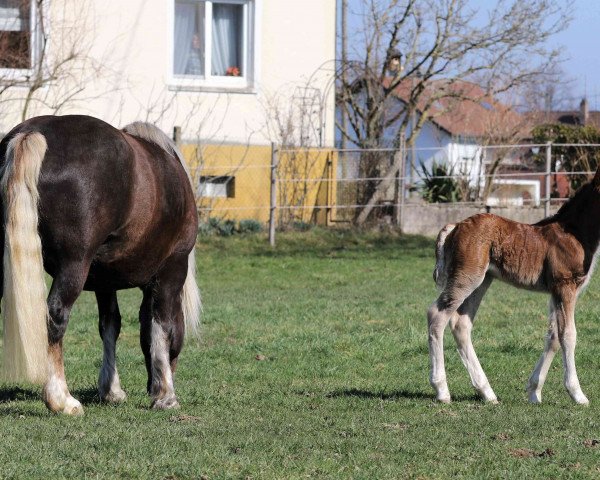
[{"left": 225, "top": 66, "right": 240, "bottom": 77}]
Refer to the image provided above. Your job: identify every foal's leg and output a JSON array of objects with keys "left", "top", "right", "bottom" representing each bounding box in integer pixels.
[
  {"left": 96, "top": 290, "right": 126, "bottom": 403},
  {"left": 428, "top": 277, "right": 483, "bottom": 403},
  {"left": 526, "top": 299, "right": 560, "bottom": 404},
  {"left": 449, "top": 275, "right": 497, "bottom": 403},
  {"left": 140, "top": 255, "right": 187, "bottom": 409},
  {"left": 42, "top": 264, "right": 88, "bottom": 415},
  {"left": 554, "top": 288, "right": 589, "bottom": 405}
]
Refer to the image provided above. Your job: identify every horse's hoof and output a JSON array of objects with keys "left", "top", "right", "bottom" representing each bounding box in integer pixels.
[
  {"left": 100, "top": 388, "right": 127, "bottom": 404},
  {"left": 151, "top": 396, "right": 180, "bottom": 410},
  {"left": 527, "top": 392, "right": 542, "bottom": 404},
  {"left": 437, "top": 396, "right": 451, "bottom": 404},
  {"left": 63, "top": 397, "right": 84, "bottom": 416}
]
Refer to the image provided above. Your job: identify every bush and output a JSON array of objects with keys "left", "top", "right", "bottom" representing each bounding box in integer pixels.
[
  {"left": 291, "top": 221, "right": 312, "bottom": 232},
  {"left": 198, "top": 218, "right": 263, "bottom": 236},
  {"left": 238, "top": 219, "right": 263, "bottom": 233}
]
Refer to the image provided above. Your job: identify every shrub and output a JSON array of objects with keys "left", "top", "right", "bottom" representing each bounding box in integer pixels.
[
  {"left": 198, "top": 217, "right": 263, "bottom": 236},
  {"left": 238, "top": 219, "right": 263, "bottom": 233},
  {"left": 419, "top": 161, "right": 462, "bottom": 203}
]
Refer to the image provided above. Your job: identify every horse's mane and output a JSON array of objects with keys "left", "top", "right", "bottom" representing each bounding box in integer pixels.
[
  {"left": 121, "top": 122, "right": 192, "bottom": 180},
  {"left": 121, "top": 121, "right": 201, "bottom": 337}
]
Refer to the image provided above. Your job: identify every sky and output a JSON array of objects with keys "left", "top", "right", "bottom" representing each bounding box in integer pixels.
[
  {"left": 553, "top": 0, "right": 600, "bottom": 109},
  {"left": 342, "top": 0, "right": 600, "bottom": 111}
]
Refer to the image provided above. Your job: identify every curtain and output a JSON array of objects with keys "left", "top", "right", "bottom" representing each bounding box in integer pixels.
[
  {"left": 174, "top": 2, "right": 197, "bottom": 75},
  {"left": 211, "top": 3, "right": 241, "bottom": 76}
]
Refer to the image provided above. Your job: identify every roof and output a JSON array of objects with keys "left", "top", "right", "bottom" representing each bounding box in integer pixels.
[
  {"left": 525, "top": 110, "right": 600, "bottom": 130},
  {"left": 386, "top": 78, "right": 527, "bottom": 139}
]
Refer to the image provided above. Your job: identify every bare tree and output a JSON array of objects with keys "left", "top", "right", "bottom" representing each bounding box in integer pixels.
[
  {"left": 518, "top": 65, "right": 576, "bottom": 114},
  {"left": 337, "top": 0, "right": 572, "bottom": 224},
  {"left": 0, "top": 0, "right": 118, "bottom": 123},
  {"left": 262, "top": 83, "right": 332, "bottom": 227}
]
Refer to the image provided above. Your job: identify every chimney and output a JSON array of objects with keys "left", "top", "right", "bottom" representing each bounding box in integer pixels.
[{"left": 580, "top": 98, "right": 589, "bottom": 126}]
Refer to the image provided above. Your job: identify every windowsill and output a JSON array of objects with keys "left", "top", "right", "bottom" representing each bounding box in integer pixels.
[
  {"left": 168, "top": 74, "right": 256, "bottom": 94},
  {"left": 0, "top": 67, "right": 35, "bottom": 85},
  {"left": 168, "top": 83, "right": 257, "bottom": 94}
]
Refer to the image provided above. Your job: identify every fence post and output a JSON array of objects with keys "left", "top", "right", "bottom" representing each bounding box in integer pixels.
[
  {"left": 269, "top": 142, "right": 278, "bottom": 247},
  {"left": 173, "top": 126, "right": 182, "bottom": 145},
  {"left": 393, "top": 147, "right": 404, "bottom": 227},
  {"left": 545, "top": 141, "right": 551, "bottom": 217}
]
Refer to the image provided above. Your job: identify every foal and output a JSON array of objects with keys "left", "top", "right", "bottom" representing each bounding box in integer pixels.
[{"left": 428, "top": 170, "right": 600, "bottom": 405}]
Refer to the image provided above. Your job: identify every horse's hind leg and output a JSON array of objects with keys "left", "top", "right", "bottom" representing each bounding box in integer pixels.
[
  {"left": 449, "top": 275, "right": 497, "bottom": 403},
  {"left": 139, "top": 254, "right": 186, "bottom": 410},
  {"left": 526, "top": 298, "right": 560, "bottom": 404},
  {"left": 43, "top": 262, "right": 88, "bottom": 415},
  {"left": 96, "top": 290, "right": 126, "bottom": 403}
]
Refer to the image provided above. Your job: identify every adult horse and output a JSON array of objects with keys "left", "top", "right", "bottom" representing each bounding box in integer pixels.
[
  {"left": 429, "top": 168, "right": 600, "bottom": 406},
  {"left": 0, "top": 115, "right": 201, "bottom": 415}
]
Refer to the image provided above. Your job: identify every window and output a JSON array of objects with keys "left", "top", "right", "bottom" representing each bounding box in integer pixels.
[
  {"left": 0, "top": 0, "right": 34, "bottom": 70},
  {"left": 199, "top": 175, "right": 235, "bottom": 198},
  {"left": 172, "top": 0, "right": 256, "bottom": 90}
]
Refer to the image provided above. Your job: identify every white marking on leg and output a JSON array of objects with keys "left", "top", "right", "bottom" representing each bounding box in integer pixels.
[
  {"left": 428, "top": 303, "right": 451, "bottom": 402},
  {"left": 561, "top": 327, "right": 589, "bottom": 405},
  {"left": 98, "top": 323, "right": 126, "bottom": 403},
  {"left": 43, "top": 345, "right": 83, "bottom": 415},
  {"left": 450, "top": 314, "right": 497, "bottom": 403},
  {"left": 527, "top": 304, "right": 559, "bottom": 404},
  {"left": 149, "top": 318, "right": 179, "bottom": 409}
]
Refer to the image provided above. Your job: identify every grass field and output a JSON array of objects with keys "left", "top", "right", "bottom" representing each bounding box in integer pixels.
[{"left": 1, "top": 228, "right": 600, "bottom": 479}]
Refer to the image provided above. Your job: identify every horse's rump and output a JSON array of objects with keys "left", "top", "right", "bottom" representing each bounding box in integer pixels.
[{"left": 1, "top": 115, "right": 198, "bottom": 290}]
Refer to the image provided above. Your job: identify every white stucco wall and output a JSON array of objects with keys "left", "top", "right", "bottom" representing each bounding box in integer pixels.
[{"left": 1, "top": 0, "right": 337, "bottom": 146}]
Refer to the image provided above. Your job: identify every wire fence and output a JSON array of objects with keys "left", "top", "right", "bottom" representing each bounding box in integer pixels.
[{"left": 186, "top": 141, "right": 600, "bottom": 244}]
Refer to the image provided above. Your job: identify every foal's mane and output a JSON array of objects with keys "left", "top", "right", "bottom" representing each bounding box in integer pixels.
[
  {"left": 121, "top": 122, "right": 192, "bottom": 179},
  {"left": 534, "top": 182, "right": 595, "bottom": 227}
]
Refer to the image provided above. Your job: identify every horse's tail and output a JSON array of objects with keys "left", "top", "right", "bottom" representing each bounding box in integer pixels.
[
  {"left": 121, "top": 121, "right": 202, "bottom": 338},
  {"left": 181, "top": 249, "right": 202, "bottom": 338},
  {"left": 433, "top": 223, "right": 456, "bottom": 291},
  {"left": 1, "top": 132, "right": 49, "bottom": 383}
]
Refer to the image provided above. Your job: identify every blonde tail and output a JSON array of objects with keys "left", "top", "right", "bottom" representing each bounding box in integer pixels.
[
  {"left": 1, "top": 132, "right": 49, "bottom": 383},
  {"left": 181, "top": 247, "right": 201, "bottom": 339}
]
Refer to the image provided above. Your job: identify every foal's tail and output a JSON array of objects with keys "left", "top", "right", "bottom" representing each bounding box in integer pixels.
[
  {"left": 433, "top": 223, "right": 456, "bottom": 291},
  {"left": 121, "top": 121, "right": 202, "bottom": 338},
  {"left": 1, "top": 132, "right": 49, "bottom": 383}
]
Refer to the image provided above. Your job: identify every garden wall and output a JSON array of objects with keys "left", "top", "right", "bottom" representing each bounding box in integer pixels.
[{"left": 401, "top": 204, "right": 560, "bottom": 237}]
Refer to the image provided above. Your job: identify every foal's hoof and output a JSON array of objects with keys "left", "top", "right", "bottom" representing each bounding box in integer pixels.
[
  {"left": 151, "top": 395, "right": 180, "bottom": 410},
  {"left": 572, "top": 394, "right": 590, "bottom": 406},
  {"left": 436, "top": 396, "right": 451, "bottom": 404}
]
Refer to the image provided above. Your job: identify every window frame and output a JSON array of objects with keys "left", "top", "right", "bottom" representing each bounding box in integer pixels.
[
  {"left": 0, "top": 0, "right": 43, "bottom": 81},
  {"left": 169, "top": 0, "right": 259, "bottom": 93},
  {"left": 198, "top": 175, "right": 235, "bottom": 198}
]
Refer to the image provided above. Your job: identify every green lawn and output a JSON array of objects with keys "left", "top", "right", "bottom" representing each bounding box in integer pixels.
[{"left": 1, "top": 229, "right": 600, "bottom": 478}]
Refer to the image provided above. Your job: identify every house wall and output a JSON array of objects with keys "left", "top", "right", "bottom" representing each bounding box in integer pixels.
[
  {"left": 183, "top": 143, "right": 336, "bottom": 225},
  {"left": 1, "top": 0, "right": 337, "bottom": 148}
]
